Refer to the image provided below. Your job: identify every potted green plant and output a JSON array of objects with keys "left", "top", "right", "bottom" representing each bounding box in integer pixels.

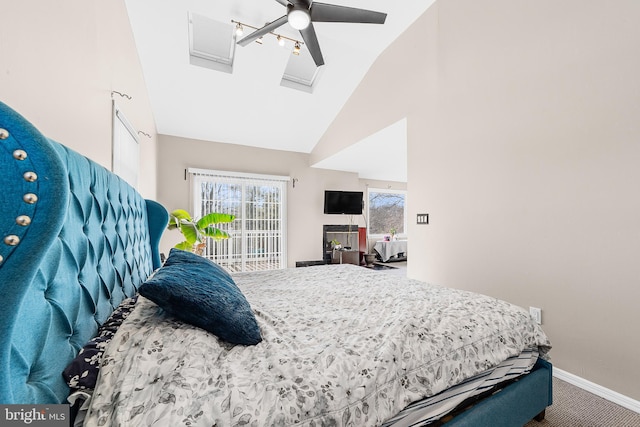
[
  {"left": 330, "top": 239, "right": 342, "bottom": 250},
  {"left": 167, "top": 209, "right": 235, "bottom": 255}
]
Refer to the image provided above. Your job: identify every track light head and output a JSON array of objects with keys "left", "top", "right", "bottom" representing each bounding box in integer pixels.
[{"left": 235, "top": 22, "right": 244, "bottom": 37}]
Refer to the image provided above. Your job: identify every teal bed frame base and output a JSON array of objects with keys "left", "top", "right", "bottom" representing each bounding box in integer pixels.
[
  {"left": 442, "top": 358, "right": 552, "bottom": 426},
  {"left": 0, "top": 100, "right": 551, "bottom": 426}
]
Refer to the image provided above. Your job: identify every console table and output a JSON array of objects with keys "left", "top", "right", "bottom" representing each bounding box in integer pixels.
[{"left": 373, "top": 240, "right": 407, "bottom": 262}]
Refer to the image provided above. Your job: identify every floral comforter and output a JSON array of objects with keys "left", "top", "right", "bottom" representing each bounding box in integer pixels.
[{"left": 84, "top": 264, "right": 551, "bottom": 427}]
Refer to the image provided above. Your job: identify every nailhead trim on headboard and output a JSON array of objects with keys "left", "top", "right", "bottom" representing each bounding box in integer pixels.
[
  {"left": 13, "top": 149, "right": 27, "bottom": 160},
  {"left": 0, "top": 127, "right": 38, "bottom": 267}
]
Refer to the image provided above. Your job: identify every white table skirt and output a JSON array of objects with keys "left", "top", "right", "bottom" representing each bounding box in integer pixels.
[{"left": 373, "top": 240, "right": 407, "bottom": 262}]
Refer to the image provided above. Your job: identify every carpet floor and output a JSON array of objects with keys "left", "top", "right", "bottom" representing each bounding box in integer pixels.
[{"left": 524, "top": 377, "right": 640, "bottom": 427}]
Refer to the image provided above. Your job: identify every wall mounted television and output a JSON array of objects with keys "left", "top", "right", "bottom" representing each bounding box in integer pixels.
[{"left": 324, "top": 190, "right": 363, "bottom": 215}]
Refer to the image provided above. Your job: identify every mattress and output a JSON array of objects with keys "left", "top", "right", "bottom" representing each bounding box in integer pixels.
[{"left": 83, "top": 264, "right": 551, "bottom": 426}]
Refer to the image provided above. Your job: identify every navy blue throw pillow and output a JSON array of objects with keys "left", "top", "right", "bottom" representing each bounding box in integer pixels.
[{"left": 139, "top": 248, "right": 262, "bottom": 345}]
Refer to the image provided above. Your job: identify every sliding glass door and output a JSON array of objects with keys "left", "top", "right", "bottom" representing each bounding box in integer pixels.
[{"left": 189, "top": 169, "right": 288, "bottom": 272}]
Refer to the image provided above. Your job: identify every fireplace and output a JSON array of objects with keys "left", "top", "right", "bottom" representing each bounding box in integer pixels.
[{"left": 323, "top": 224, "right": 360, "bottom": 263}]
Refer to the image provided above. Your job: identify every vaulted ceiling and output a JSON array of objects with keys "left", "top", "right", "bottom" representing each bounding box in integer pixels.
[{"left": 124, "top": 0, "right": 435, "bottom": 181}]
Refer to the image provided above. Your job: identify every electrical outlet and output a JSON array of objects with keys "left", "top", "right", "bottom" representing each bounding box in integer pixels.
[{"left": 529, "top": 307, "right": 542, "bottom": 325}]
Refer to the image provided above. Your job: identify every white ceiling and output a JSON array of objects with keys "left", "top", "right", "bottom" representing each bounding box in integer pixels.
[
  {"left": 124, "top": 0, "right": 435, "bottom": 182},
  {"left": 311, "top": 118, "right": 408, "bottom": 181}
]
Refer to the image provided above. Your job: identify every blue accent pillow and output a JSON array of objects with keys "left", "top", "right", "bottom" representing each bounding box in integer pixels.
[{"left": 139, "top": 248, "right": 262, "bottom": 345}]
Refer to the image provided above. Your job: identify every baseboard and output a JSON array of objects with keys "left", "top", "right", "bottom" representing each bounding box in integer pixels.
[{"left": 553, "top": 368, "right": 640, "bottom": 414}]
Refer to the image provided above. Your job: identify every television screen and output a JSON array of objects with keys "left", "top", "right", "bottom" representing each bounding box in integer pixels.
[{"left": 324, "top": 190, "right": 363, "bottom": 215}]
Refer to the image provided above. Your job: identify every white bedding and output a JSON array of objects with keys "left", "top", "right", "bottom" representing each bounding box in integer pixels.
[{"left": 84, "top": 264, "right": 550, "bottom": 426}]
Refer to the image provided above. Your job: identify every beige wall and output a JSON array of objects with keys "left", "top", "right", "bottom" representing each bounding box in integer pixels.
[
  {"left": 316, "top": 0, "right": 640, "bottom": 401},
  {"left": 0, "top": 0, "right": 157, "bottom": 198},
  {"left": 156, "top": 135, "right": 405, "bottom": 266}
]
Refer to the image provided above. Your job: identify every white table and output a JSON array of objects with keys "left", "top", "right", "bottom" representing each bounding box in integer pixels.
[{"left": 373, "top": 240, "right": 407, "bottom": 262}]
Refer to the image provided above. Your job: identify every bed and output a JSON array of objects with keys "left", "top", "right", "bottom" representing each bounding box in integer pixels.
[{"left": 0, "top": 100, "right": 552, "bottom": 426}]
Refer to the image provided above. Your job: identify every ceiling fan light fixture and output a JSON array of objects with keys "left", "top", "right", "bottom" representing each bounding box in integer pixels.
[
  {"left": 288, "top": 7, "right": 311, "bottom": 30},
  {"left": 277, "top": 35, "right": 285, "bottom": 47},
  {"left": 293, "top": 42, "right": 301, "bottom": 55},
  {"left": 234, "top": 2, "right": 385, "bottom": 67},
  {"left": 235, "top": 22, "right": 244, "bottom": 37}
]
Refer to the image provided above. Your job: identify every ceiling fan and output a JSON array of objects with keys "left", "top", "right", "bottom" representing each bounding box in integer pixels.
[{"left": 236, "top": 0, "right": 387, "bottom": 67}]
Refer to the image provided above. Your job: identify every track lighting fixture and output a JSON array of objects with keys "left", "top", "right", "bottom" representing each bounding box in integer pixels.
[{"left": 231, "top": 20, "right": 303, "bottom": 56}]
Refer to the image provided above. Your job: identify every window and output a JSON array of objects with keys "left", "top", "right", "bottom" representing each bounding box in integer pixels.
[
  {"left": 368, "top": 189, "right": 407, "bottom": 236},
  {"left": 188, "top": 12, "right": 235, "bottom": 74},
  {"left": 189, "top": 168, "right": 289, "bottom": 272}
]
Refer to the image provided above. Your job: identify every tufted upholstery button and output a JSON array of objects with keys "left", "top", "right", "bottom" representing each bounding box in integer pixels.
[
  {"left": 4, "top": 235, "right": 20, "bottom": 246},
  {"left": 13, "top": 149, "right": 27, "bottom": 160},
  {"left": 23, "top": 193, "right": 38, "bottom": 204},
  {"left": 16, "top": 215, "right": 32, "bottom": 226},
  {"left": 0, "top": 128, "right": 8, "bottom": 139},
  {"left": 23, "top": 171, "right": 38, "bottom": 182}
]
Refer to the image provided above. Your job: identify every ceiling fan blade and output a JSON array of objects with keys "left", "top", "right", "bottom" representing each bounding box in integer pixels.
[
  {"left": 237, "top": 16, "right": 288, "bottom": 46},
  {"left": 273, "top": 0, "right": 292, "bottom": 6},
  {"left": 310, "top": 3, "right": 387, "bottom": 24},
  {"left": 299, "top": 23, "right": 324, "bottom": 67}
]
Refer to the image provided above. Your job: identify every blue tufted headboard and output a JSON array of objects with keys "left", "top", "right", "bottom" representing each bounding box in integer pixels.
[{"left": 0, "top": 101, "right": 168, "bottom": 404}]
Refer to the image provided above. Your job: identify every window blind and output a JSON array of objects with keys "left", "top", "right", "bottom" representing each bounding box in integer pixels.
[{"left": 188, "top": 168, "right": 289, "bottom": 272}]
